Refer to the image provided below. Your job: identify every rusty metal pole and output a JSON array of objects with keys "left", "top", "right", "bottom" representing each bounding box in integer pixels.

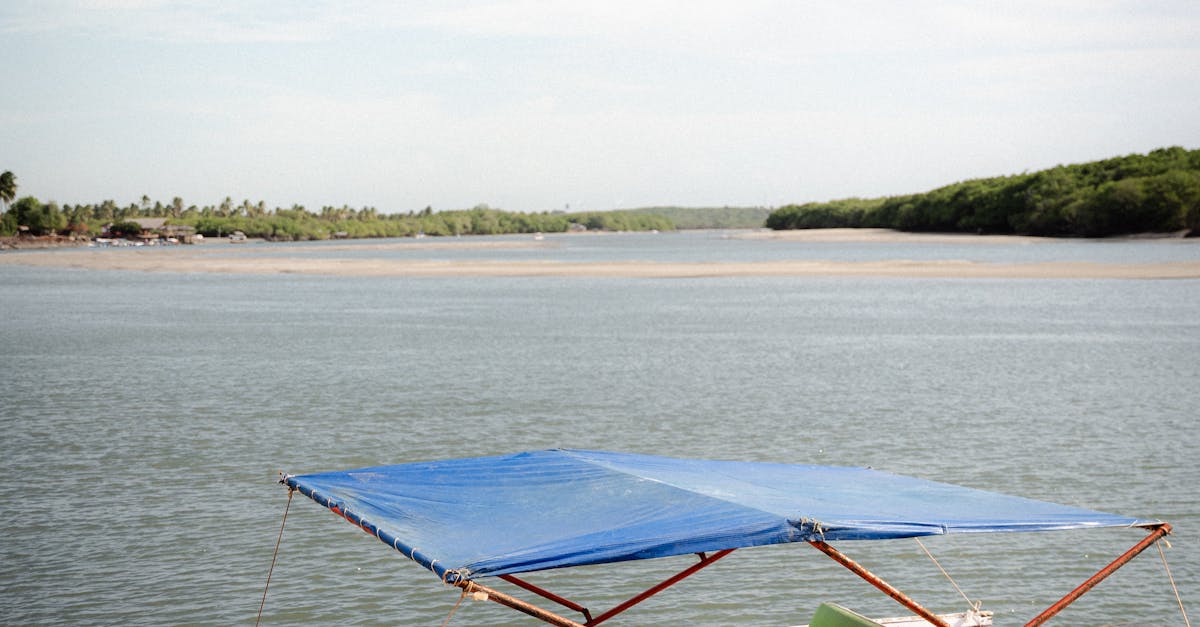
[
  {"left": 1024, "top": 523, "right": 1172, "bottom": 627},
  {"left": 809, "top": 540, "right": 951, "bottom": 627},
  {"left": 454, "top": 579, "right": 587, "bottom": 627},
  {"left": 448, "top": 549, "right": 734, "bottom": 627},
  {"left": 586, "top": 549, "right": 736, "bottom": 626},
  {"left": 499, "top": 574, "right": 594, "bottom": 623}
]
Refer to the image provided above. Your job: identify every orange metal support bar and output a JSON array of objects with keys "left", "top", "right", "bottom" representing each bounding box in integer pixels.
[
  {"left": 809, "top": 540, "right": 951, "bottom": 627},
  {"left": 499, "top": 574, "right": 594, "bottom": 624},
  {"left": 1024, "top": 522, "right": 1172, "bottom": 627}
]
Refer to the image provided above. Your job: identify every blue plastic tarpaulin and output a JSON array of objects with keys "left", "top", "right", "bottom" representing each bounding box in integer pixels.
[{"left": 283, "top": 449, "right": 1147, "bottom": 582}]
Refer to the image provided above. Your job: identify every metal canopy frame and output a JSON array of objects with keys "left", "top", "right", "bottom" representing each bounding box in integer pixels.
[
  {"left": 427, "top": 523, "right": 1174, "bottom": 627},
  {"left": 271, "top": 475, "right": 1175, "bottom": 626},
  {"left": 453, "top": 549, "right": 735, "bottom": 627}
]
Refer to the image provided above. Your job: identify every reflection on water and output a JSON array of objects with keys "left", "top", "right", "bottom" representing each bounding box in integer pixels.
[{"left": 0, "top": 235, "right": 1196, "bottom": 625}]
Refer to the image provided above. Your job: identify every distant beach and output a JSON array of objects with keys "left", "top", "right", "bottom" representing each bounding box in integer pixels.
[{"left": 2, "top": 230, "right": 1199, "bottom": 279}]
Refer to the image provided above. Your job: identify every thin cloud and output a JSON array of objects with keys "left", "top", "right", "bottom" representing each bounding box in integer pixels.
[
  {"left": 2, "top": 0, "right": 347, "bottom": 42},
  {"left": 4, "top": 1, "right": 1198, "bottom": 210},
  {"left": 9, "top": 1, "right": 1197, "bottom": 55}
]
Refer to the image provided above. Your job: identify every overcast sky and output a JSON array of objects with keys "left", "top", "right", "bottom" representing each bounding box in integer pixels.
[{"left": 3, "top": 1, "right": 1199, "bottom": 213}]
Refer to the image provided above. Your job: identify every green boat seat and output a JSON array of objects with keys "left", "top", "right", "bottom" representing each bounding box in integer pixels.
[{"left": 809, "top": 602, "right": 884, "bottom": 627}]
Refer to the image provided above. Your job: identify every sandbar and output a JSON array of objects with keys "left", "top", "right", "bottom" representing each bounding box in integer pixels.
[{"left": 2, "top": 244, "right": 1198, "bottom": 279}]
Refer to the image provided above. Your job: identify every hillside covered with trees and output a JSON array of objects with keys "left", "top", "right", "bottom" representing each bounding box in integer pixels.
[{"left": 767, "top": 147, "right": 1200, "bottom": 237}]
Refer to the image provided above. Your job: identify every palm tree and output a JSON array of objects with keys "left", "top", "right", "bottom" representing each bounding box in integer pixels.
[{"left": 0, "top": 171, "right": 16, "bottom": 210}]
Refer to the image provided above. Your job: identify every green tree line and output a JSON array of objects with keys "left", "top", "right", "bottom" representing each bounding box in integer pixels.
[
  {"left": 0, "top": 188, "right": 674, "bottom": 239},
  {"left": 766, "top": 147, "right": 1200, "bottom": 237},
  {"left": 626, "top": 206, "right": 772, "bottom": 229}
]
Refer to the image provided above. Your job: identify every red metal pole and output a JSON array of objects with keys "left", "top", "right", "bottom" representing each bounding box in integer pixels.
[
  {"left": 586, "top": 549, "right": 736, "bottom": 626},
  {"left": 452, "top": 550, "right": 735, "bottom": 627},
  {"left": 809, "top": 540, "right": 951, "bottom": 627},
  {"left": 1024, "top": 522, "right": 1172, "bottom": 627},
  {"left": 500, "top": 574, "right": 594, "bottom": 623}
]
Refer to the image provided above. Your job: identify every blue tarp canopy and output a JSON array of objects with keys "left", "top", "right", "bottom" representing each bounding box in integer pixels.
[{"left": 284, "top": 449, "right": 1147, "bottom": 582}]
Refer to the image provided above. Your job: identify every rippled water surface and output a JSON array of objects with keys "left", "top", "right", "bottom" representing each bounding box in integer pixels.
[{"left": 1, "top": 233, "right": 1197, "bottom": 626}]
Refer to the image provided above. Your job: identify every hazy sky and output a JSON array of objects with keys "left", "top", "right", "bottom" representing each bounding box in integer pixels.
[{"left": 3, "top": 1, "right": 1199, "bottom": 213}]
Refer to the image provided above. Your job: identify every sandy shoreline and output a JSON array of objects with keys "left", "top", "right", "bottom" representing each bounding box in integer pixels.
[
  {"left": 2, "top": 230, "right": 1198, "bottom": 279},
  {"left": 3, "top": 249, "right": 1199, "bottom": 279}
]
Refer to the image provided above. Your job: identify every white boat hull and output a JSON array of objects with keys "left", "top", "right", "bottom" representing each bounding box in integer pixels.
[{"left": 795, "top": 609, "right": 993, "bottom": 627}]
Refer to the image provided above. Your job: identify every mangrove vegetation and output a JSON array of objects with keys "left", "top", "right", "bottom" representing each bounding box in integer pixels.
[
  {"left": 6, "top": 146, "right": 1200, "bottom": 242},
  {"left": 766, "top": 147, "right": 1200, "bottom": 237},
  {"left": 625, "top": 206, "right": 772, "bottom": 229},
  {"left": 0, "top": 190, "right": 673, "bottom": 240}
]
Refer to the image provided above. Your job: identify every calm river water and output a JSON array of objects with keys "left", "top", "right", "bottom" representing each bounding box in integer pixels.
[{"left": 1, "top": 232, "right": 1197, "bottom": 625}]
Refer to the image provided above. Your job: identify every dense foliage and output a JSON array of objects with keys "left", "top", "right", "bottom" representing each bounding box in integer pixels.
[
  {"left": 565, "top": 210, "right": 673, "bottom": 233},
  {"left": 8, "top": 147, "right": 1199, "bottom": 240},
  {"left": 625, "top": 206, "right": 772, "bottom": 229},
  {"left": 767, "top": 147, "right": 1200, "bottom": 237},
  {"left": 1, "top": 196, "right": 67, "bottom": 236},
  {"left": 0, "top": 194, "right": 674, "bottom": 239}
]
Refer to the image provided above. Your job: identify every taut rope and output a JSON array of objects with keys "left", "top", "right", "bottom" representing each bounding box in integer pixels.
[
  {"left": 915, "top": 537, "right": 979, "bottom": 611},
  {"left": 256, "top": 487, "right": 294, "bottom": 626},
  {"left": 440, "top": 588, "right": 470, "bottom": 627},
  {"left": 1156, "top": 539, "right": 1191, "bottom": 627}
]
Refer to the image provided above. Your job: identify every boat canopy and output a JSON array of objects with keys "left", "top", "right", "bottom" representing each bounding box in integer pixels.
[{"left": 283, "top": 449, "right": 1148, "bottom": 583}]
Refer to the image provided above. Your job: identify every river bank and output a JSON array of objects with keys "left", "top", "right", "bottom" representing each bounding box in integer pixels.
[
  {"left": 2, "top": 230, "right": 1199, "bottom": 279},
  {"left": 0, "top": 235, "right": 88, "bottom": 250}
]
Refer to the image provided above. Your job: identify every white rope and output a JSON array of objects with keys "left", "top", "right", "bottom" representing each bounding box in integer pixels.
[
  {"left": 915, "top": 538, "right": 978, "bottom": 611},
  {"left": 1157, "top": 540, "right": 1191, "bottom": 627},
  {"left": 440, "top": 588, "right": 470, "bottom": 627}
]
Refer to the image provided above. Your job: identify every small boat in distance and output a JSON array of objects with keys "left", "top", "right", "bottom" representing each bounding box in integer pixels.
[{"left": 268, "top": 450, "right": 1184, "bottom": 626}]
